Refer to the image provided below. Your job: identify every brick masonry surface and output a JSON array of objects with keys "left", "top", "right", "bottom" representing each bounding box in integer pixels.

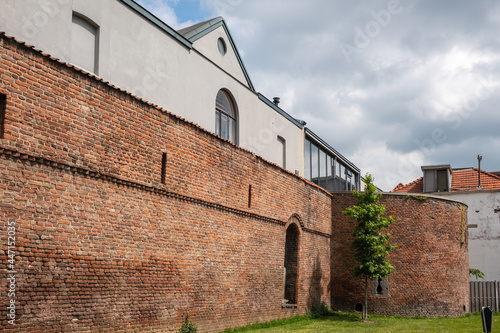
[
  {"left": 0, "top": 34, "right": 332, "bottom": 332},
  {"left": 331, "top": 193, "right": 470, "bottom": 317},
  {"left": 0, "top": 32, "right": 470, "bottom": 332}
]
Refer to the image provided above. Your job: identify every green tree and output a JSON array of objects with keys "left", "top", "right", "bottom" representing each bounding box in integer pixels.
[{"left": 342, "top": 173, "right": 396, "bottom": 320}]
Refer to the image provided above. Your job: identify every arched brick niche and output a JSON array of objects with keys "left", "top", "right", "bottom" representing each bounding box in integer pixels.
[
  {"left": 283, "top": 222, "right": 300, "bottom": 306},
  {"left": 331, "top": 193, "right": 469, "bottom": 317}
]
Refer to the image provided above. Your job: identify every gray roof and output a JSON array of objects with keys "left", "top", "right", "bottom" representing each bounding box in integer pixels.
[{"left": 177, "top": 17, "right": 222, "bottom": 39}]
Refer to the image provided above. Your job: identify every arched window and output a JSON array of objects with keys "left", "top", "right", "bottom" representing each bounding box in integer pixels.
[{"left": 215, "top": 89, "right": 237, "bottom": 143}]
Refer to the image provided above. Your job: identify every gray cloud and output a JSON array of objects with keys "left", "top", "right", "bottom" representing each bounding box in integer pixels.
[
  {"left": 206, "top": 0, "right": 500, "bottom": 190},
  {"left": 143, "top": 0, "right": 500, "bottom": 190}
]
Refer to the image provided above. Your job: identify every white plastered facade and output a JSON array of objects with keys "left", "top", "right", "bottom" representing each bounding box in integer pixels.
[{"left": 0, "top": 0, "right": 305, "bottom": 175}]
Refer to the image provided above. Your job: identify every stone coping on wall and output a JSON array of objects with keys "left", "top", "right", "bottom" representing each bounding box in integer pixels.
[{"left": 329, "top": 190, "right": 468, "bottom": 207}]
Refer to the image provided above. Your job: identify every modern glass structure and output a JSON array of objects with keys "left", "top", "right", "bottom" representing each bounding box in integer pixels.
[{"left": 304, "top": 129, "right": 360, "bottom": 191}]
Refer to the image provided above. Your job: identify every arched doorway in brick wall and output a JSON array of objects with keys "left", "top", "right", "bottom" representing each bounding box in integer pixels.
[{"left": 283, "top": 220, "right": 300, "bottom": 306}]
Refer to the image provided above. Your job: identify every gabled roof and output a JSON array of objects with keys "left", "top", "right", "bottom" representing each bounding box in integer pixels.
[
  {"left": 178, "top": 17, "right": 255, "bottom": 91},
  {"left": 119, "top": 2, "right": 254, "bottom": 90},
  {"left": 392, "top": 168, "right": 500, "bottom": 193}
]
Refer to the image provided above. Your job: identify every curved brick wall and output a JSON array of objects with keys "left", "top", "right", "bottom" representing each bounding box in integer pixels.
[{"left": 331, "top": 193, "right": 469, "bottom": 317}]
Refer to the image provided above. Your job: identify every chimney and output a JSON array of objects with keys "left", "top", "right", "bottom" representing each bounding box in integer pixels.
[
  {"left": 477, "top": 155, "right": 483, "bottom": 189},
  {"left": 273, "top": 97, "right": 280, "bottom": 106}
]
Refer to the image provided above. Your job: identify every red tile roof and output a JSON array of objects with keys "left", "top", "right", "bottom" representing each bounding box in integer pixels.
[
  {"left": 391, "top": 168, "right": 500, "bottom": 193},
  {"left": 392, "top": 177, "right": 423, "bottom": 193}
]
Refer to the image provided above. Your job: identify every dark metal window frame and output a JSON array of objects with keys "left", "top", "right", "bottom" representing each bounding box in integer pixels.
[
  {"left": 304, "top": 136, "right": 359, "bottom": 191},
  {"left": 215, "top": 89, "right": 237, "bottom": 144}
]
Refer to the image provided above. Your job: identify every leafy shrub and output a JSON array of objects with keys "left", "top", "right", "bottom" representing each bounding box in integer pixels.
[
  {"left": 307, "top": 302, "right": 334, "bottom": 318},
  {"left": 179, "top": 314, "right": 197, "bottom": 333},
  {"left": 469, "top": 268, "right": 485, "bottom": 280}
]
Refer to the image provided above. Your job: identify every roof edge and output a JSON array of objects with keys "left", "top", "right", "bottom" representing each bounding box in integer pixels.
[
  {"left": 258, "top": 94, "right": 303, "bottom": 129},
  {"left": 222, "top": 22, "right": 255, "bottom": 91},
  {"left": 421, "top": 164, "right": 452, "bottom": 172},
  {"left": 179, "top": 17, "right": 225, "bottom": 41},
  {"left": 119, "top": 0, "right": 192, "bottom": 49}
]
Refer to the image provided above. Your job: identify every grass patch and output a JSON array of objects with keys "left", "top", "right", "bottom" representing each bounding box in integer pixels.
[
  {"left": 221, "top": 315, "right": 311, "bottom": 332},
  {"left": 221, "top": 312, "right": 498, "bottom": 333}
]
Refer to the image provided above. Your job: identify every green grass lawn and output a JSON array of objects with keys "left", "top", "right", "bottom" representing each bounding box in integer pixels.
[{"left": 222, "top": 312, "right": 497, "bottom": 333}]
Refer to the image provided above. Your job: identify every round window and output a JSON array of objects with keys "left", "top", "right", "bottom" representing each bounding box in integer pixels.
[{"left": 217, "top": 37, "right": 227, "bottom": 56}]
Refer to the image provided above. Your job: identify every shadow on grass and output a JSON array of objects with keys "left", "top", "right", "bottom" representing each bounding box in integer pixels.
[
  {"left": 317, "top": 312, "right": 361, "bottom": 322},
  {"left": 222, "top": 312, "right": 363, "bottom": 332}
]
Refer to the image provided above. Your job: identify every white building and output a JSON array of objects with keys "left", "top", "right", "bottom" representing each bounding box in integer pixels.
[
  {"left": 0, "top": 0, "right": 360, "bottom": 191},
  {"left": 449, "top": 190, "right": 500, "bottom": 280}
]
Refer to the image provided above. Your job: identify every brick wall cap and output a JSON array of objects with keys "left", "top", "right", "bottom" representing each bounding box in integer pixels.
[
  {"left": 380, "top": 192, "right": 468, "bottom": 206},
  {"left": 329, "top": 191, "right": 467, "bottom": 206}
]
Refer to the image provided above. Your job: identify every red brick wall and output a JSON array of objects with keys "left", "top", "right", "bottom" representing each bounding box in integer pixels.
[
  {"left": 331, "top": 192, "right": 469, "bottom": 317},
  {"left": 0, "top": 34, "right": 332, "bottom": 332}
]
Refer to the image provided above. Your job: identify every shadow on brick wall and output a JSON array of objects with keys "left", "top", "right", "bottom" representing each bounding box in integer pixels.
[{"left": 307, "top": 254, "right": 323, "bottom": 308}]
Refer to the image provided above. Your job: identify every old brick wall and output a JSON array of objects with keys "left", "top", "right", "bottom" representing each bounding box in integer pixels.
[
  {"left": 331, "top": 192, "right": 469, "bottom": 317},
  {"left": 0, "top": 34, "right": 332, "bottom": 332}
]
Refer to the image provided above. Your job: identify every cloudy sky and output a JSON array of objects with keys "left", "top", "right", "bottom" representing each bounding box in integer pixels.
[{"left": 136, "top": 0, "right": 500, "bottom": 191}]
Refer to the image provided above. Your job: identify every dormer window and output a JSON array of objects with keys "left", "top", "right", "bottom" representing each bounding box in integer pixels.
[
  {"left": 217, "top": 37, "right": 227, "bottom": 56},
  {"left": 422, "top": 165, "right": 452, "bottom": 193}
]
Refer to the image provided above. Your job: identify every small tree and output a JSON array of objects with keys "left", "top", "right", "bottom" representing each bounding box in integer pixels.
[{"left": 342, "top": 173, "right": 396, "bottom": 320}]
